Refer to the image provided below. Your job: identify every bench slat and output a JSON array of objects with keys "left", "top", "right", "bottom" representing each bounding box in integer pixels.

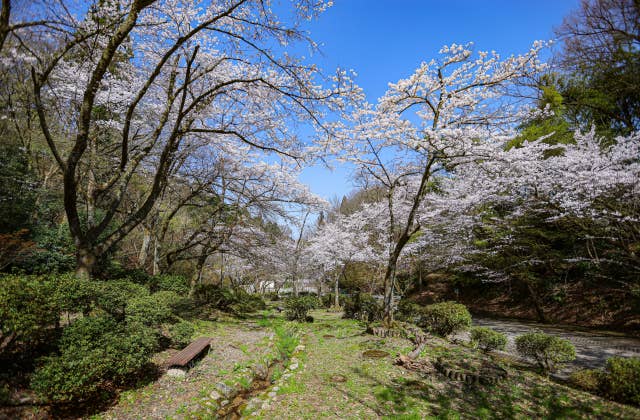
[{"left": 167, "top": 337, "right": 212, "bottom": 367}]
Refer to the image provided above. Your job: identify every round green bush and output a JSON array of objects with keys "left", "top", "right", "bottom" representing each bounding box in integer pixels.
[
  {"left": 569, "top": 369, "right": 603, "bottom": 393},
  {"left": 94, "top": 280, "right": 149, "bottom": 320},
  {"left": 420, "top": 301, "right": 471, "bottom": 337},
  {"left": 52, "top": 273, "right": 95, "bottom": 315},
  {"left": 31, "top": 316, "right": 157, "bottom": 402},
  {"left": 0, "top": 274, "right": 60, "bottom": 354},
  {"left": 169, "top": 321, "right": 195, "bottom": 348},
  {"left": 395, "top": 300, "right": 423, "bottom": 324},
  {"left": 602, "top": 357, "right": 640, "bottom": 406},
  {"left": 470, "top": 326, "right": 507, "bottom": 352},
  {"left": 125, "top": 291, "right": 177, "bottom": 327},
  {"left": 342, "top": 293, "right": 382, "bottom": 322},
  {"left": 154, "top": 274, "right": 189, "bottom": 295},
  {"left": 515, "top": 331, "right": 576, "bottom": 373},
  {"left": 229, "top": 288, "right": 267, "bottom": 314},
  {"left": 284, "top": 296, "right": 320, "bottom": 321},
  {"left": 192, "top": 284, "right": 265, "bottom": 313}
]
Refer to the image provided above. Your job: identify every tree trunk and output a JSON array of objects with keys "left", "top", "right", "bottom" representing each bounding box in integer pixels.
[
  {"left": 382, "top": 257, "right": 397, "bottom": 324},
  {"left": 138, "top": 228, "right": 152, "bottom": 269},
  {"left": 76, "top": 246, "right": 97, "bottom": 279},
  {"left": 152, "top": 237, "right": 159, "bottom": 275},
  {"left": 334, "top": 272, "right": 340, "bottom": 308},
  {"left": 292, "top": 277, "right": 299, "bottom": 297},
  {"left": 189, "top": 253, "right": 207, "bottom": 297},
  {"left": 525, "top": 278, "right": 547, "bottom": 323}
]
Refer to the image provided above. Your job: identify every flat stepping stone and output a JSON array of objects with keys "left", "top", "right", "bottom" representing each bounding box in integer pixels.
[
  {"left": 330, "top": 374, "right": 347, "bottom": 383},
  {"left": 362, "top": 350, "right": 390, "bottom": 358}
]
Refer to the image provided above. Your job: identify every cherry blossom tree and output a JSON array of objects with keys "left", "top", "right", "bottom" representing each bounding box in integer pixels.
[
  {"left": 336, "top": 42, "right": 546, "bottom": 321},
  {"left": 444, "top": 129, "right": 640, "bottom": 290},
  {"left": 13, "top": 0, "right": 357, "bottom": 277},
  {"left": 306, "top": 211, "right": 376, "bottom": 307}
]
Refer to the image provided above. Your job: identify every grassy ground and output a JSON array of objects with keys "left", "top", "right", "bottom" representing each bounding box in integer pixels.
[
  {"left": 23, "top": 308, "right": 639, "bottom": 419},
  {"left": 254, "top": 310, "right": 640, "bottom": 419}
]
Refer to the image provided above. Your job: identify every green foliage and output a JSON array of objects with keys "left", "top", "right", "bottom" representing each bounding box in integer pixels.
[
  {"left": 99, "top": 265, "right": 152, "bottom": 286},
  {"left": 22, "top": 223, "right": 76, "bottom": 275},
  {"left": 264, "top": 292, "right": 279, "bottom": 301},
  {"left": 169, "top": 321, "right": 195, "bottom": 348},
  {"left": 154, "top": 274, "right": 189, "bottom": 295},
  {"left": 342, "top": 293, "right": 382, "bottom": 322},
  {"left": 125, "top": 291, "right": 177, "bottom": 327},
  {"left": 396, "top": 300, "right": 423, "bottom": 324},
  {"left": 284, "top": 296, "right": 320, "bottom": 321},
  {"left": 420, "top": 301, "right": 471, "bottom": 337},
  {"left": 31, "top": 316, "right": 157, "bottom": 402},
  {"left": 274, "top": 324, "right": 299, "bottom": 360},
  {"left": 192, "top": 284, "right": 266, "bottom": 314},
  {"left": 569, "top": 369, "right": 603, "bottom": 393},
  {"left": 469, "top": 327, "right": 507, "bottom": 353},
  {"left": 601, "top": 357, "right": 640, "bottom": 406},
  {"left": 0, "top": 274, "right": 59, "bottom": 353},
  {"left": 228, "top": 288, "right": 267, "bottom": 314},
  {"left": 94, "top": 279, "right": 149, "bottom": 320},
  {"left": 508, "top": 82, "right": 574, "bottom": 151},
  {"left": 0, "top": 140, "right": 37, "bottom": 234},
  {"left": 321, "top": 292, "right": 337, "bottom": 308},
  {"left": 515, "top": 331, "right": 576, "bottom": 373},
  {"left": 52, "top": 273, "right": 94, "bottom": 315}
]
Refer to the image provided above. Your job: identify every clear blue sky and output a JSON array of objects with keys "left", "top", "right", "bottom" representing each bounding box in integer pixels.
[{"left": 297, "top": 0, "right": 580, "bottom": 203}]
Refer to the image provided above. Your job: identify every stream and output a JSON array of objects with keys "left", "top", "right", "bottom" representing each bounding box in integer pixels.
[{"left": 454, "top": 316, "right": 640, "bottom": 376}]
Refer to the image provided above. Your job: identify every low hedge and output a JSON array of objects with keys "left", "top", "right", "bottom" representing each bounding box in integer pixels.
[
  {"left": 343, "top": 293, "right": 382, "bottom": 322},
  {"left": 470, "top": 326, "right": 507, "bottom": 353},
  {"left": 284, "top": 296, "right": 320, "bottom": 321},
  {"left": 31, "top": 316, "right": 157, "bottom": 402},
  {"left": 515, "top": 331, "right": 575, "bottom": 373},
  {"left": 602, "top": 357, "right": 640, "bottom": 406},
  {"left": 420, "top": 301, "right": 471, "bottom": 337}
]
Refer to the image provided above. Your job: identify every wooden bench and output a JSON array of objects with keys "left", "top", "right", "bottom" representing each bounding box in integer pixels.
[{"left": 166, "top": 337, "right": 212, "bottom": 368}]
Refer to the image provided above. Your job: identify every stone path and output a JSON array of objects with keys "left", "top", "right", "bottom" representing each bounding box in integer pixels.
[{"left": 456, "top": 316, "right": 640, "bottom": 375}]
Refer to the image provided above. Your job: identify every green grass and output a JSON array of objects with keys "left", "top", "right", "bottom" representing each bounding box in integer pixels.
[
  {"left": 256, "top": 310, "right": 640, "bottom": 419},
  {"left": 77, "top": 309, "right": 640, "bottom": 420}
]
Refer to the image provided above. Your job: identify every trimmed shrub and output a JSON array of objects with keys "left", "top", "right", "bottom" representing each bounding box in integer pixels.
[
  {"left": 94, "top": 280, "right": 148, "bottom": 321},
  {"left": 229, "top": 288, "right": 267, "bottom": 313},
  {"left": 125, "top": 291, "right": 177, "bottom": 327},
  {"left": 396, "top": 300, "right": 423, "bottom": 324},
  {"left": 31, "top": 316, "right": 157, "bottom": 402},
  {"left": 515, "top": 331, "right": 576, "bottom": 373},
  {"left": 420, "top": 301, "right": 471, "bottom": 337},
  {"left": 601, "top": 357, "right": 640, "bottom": 406},
  {"left": 264, "top": 292, "right": 279, "bottom": 301},
  {"left": 52, "top": 273, "right": 95, "bottom": 315},
  {"left": 192, "top": 284, "right": 265, "bottom": 313},
  {"left": 169, "top": 321, "right": 195, "bottom": 348},
  {"left": 0, "top": 274, "right": 60, "bottom": 354},
  {"left": 105, "top": 267, "right": 152, "bottom": 287},
  {"left": 570, "top": 369, "right": 603, "bottom": 393},
  {"left": 470, "top": 326, "right": 507, "bottom": 353},
  {"left": 343, "top": 293, "right": 382, "bottom": 322},
  {"left": 154, "top": 274, "right": 189, "bottom": 295},
  {"left": 321, "top": 293, "right": 337, "bottom": 309},
  {"left": 284, "top": 296, "right": 320, "bottom": 321}
]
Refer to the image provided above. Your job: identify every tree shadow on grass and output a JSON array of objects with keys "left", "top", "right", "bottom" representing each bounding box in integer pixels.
[
  {"left": 49, "top": 362, "right": 163, "bottom": 419},
  {"left": 341, "top": 364, "right": 530, "bottom": 419},
  {"left": 338, "top": 365, "right": 448, "bottom": 417}
]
